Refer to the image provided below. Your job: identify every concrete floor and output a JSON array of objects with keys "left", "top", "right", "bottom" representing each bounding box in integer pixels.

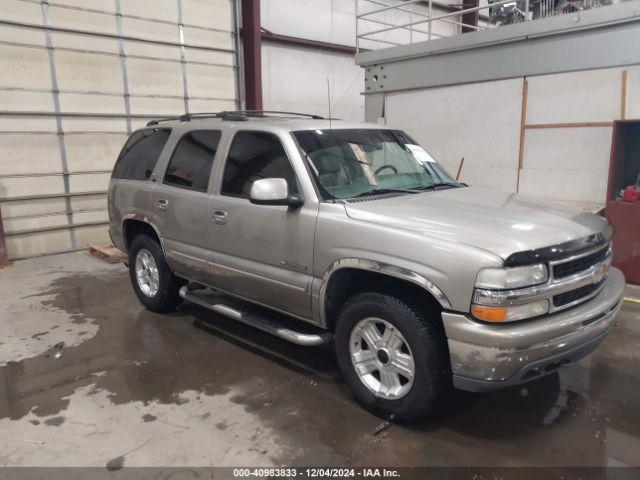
[{"left": 0, "top": 251, "right": 639, "bottom": 468}]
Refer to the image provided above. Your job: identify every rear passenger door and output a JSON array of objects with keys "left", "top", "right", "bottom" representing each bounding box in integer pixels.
[
  {"left": 150, "top": 129, "right": 221, "bottom": 284},
  {"left": 208, "top": 130, "right": 316, "bottom": 319},
  {"left": 109, "top": 128, "right": 171, "bottom": 249}
]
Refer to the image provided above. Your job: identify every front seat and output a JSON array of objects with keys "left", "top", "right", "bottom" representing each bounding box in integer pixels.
[{"left": 313, "top": 152, "right": 349, "bottom": 187}]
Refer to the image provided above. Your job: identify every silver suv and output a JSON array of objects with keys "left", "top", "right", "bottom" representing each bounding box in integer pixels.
[{"left": 108, "top": 111, "right": 625, "bottom": 420}]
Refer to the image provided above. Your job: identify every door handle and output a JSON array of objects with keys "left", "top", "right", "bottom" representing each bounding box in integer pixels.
[
  {"left": 155, "top": 199, "right": 169, "bottom": 211},
  {"left": 211, "top": 210, "right": 228, "bottom": 225}
]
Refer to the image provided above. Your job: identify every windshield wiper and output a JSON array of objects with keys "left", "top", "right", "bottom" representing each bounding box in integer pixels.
[
  {"left": 351, "top": 183, "right": 462, "bottom": 199},
  {"left": 351, "top": 188, "right": 419, "bottom": 198},
  {"left": 414, "top": 182, "right": 461, "bottom": 191}
]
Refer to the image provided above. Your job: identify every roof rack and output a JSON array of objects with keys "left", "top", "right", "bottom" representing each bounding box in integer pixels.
[
  {"left": 146, "top": 110, "right": 326, "bottom": 126},
  {"left": 146, "top": 112, "right": 219, "bottom": 126},
  {"left": 227, "top": 110, "right": 325, "bottom": 119}
]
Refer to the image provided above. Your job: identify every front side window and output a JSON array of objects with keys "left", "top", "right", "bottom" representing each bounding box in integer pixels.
[
  {"left": 164, "top": 130, "right": 221, "bottom": 192},
  {"left": 112, "top": 128, "right": 171, "bottom": 181},
  {"left": 221, "top": 131, "right": 298, "bottom": 198},
  {"left": 293, "top": 129, "right": 457, "bottom": 200}
]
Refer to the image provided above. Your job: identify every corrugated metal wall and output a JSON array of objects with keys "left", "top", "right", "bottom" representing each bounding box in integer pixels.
[{"left": 0, "top": 0, "right": 240, "bottom": 260}]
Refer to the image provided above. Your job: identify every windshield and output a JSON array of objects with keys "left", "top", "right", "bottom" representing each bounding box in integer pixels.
[{"left": 292, "top": 129, "right": 457, "bottom": 200}]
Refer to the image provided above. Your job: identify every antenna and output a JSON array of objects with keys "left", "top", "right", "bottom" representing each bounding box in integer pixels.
[{"left": 326, "top": 78, "right": 332, "bottom": 130}]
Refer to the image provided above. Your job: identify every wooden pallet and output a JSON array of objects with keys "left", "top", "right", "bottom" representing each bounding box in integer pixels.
[{"left": 88, "top": 244, "right": 126, "bottom": 264}]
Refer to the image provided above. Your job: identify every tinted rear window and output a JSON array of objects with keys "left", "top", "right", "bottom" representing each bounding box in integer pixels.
[
  {"left": 164, "top": 130, "right": 221, "bottom": 193},
  {"left": 112, "top": 128, "right": 171, "bottom": 181}
]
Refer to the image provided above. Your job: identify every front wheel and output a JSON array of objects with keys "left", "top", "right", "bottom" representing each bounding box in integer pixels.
[
  {"left": 334, "top": 292, "right": 449, "bottom": 421},
  {"left": 128, "top": 235, "right": 185, "bottom": 313}
]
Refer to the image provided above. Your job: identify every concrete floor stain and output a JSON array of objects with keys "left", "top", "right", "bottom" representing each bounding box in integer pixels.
[{"left": 43, "top": 416, "right": 65, "bottom": 427}]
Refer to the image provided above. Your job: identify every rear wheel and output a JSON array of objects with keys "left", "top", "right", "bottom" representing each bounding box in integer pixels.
[
  {"left": 128, "top": 235, "right": 185, "bottom": 313},
  {"left": 335, "top": 292, "right": 449, "bottom": 421}
]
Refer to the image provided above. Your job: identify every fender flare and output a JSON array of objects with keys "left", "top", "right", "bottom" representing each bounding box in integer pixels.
[
  {"left": 121, "top": 214, "right": 172, "bottom": 270},
  {"left": 318, "top": 258, "right": 452, "bottom": 328}
]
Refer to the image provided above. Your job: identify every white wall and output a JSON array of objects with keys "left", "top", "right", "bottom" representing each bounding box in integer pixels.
[
  {"left": 518, "top": 67, "right": 628, "bottom": 204},
  {"left": 260, "top": 0, "right": 365, "bottom": 121},
  {"left": 385, "top": 65, "right": 639, "bottom": 207},
  {"left": 262, "top": 43, "right": 364, "bottom": 121},
  {"left": 386, "top": 78, "right": 523, "bottom": 192},
  {"left": 262, "top": 0, "right": 357, "bottom": 47},
  {"left": 258, "top": 0, "right": 482, "bottom": 123}
]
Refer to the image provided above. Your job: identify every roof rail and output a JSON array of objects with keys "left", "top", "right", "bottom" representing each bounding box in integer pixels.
[
  {"left": 146, "top": 112, "right": 220, "bottom": 126},
  {"left": 145, "top": 110, "right": 326, "bottom": 126},
  {"left": 225, "top": 110, "right": 325, "bottom": 119}
]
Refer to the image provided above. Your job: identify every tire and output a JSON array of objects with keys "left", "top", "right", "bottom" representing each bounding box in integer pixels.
[
  {"left": 128, "top": 234, "right": 185, "bottom": 313},
  {"left": 334, "top": 292, "right": 449, "bottom": 421}
]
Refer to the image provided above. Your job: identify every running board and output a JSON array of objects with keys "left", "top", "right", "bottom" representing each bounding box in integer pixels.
[{"left": 179, "top": 286, "right": 332, "bottom": 347}]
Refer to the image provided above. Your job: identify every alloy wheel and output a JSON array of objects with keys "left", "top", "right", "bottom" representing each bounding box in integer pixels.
[
  {"left": 349, "top": 317, "right": 415, "bottom": 400},
  {"left": 135, "top": 249, "right": 159, "bottom": 297}
]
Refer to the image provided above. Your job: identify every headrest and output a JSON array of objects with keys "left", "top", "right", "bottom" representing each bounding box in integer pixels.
[{"left": 313, "top": 152, "right": 342, "bottom": 173}]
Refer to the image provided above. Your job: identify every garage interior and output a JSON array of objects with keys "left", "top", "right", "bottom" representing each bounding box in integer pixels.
[{"left": 1, "top": 0, "right": 640, "bottom": 473}]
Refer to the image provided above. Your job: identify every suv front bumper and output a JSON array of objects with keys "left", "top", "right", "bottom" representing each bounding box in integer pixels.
[{"left": 442, "top": 267, "right": 625, "bottom": 392}]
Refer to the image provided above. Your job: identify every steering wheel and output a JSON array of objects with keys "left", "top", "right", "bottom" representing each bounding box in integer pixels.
[{"left": 374, "top": 165, "right": 398, "bottom": 175}]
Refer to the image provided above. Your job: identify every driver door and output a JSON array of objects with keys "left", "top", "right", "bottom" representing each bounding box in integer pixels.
[{"left": 208, "top": 130, "right": 317, "bottom": 319}]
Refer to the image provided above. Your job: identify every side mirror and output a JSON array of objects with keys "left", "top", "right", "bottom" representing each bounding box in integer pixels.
[{"left": 249, "top": 178, "right": 303, "bottom": 208}]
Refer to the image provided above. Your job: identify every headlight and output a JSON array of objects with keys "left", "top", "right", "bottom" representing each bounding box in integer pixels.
[
  {"left": 475, "top": 264, "right": 548, "bottom": 290},
  {"left": 472, "top": 263, "right": 550, "bottom": 322}
]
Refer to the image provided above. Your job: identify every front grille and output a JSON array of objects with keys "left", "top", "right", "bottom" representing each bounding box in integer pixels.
[
  {"left": 552, "top": 247, "right": 609, "bottom": 279},
  {"left": 553, "top": 279, "right": 605, "bottom": 308}
]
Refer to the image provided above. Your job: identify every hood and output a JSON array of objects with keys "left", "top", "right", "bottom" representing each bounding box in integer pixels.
[{"left": 343, "top": 186, "right": 608, "bottom": 261}]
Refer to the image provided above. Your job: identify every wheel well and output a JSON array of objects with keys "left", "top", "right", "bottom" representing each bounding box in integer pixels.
[
  {"left": 323, "top": 268, "right": 444, "bottom": 332},
  {"left": 122, "top": 219, "right": 160, "bottom": 251}
]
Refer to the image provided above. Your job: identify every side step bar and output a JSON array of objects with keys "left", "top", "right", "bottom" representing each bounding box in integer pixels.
[{"left": 179, "top": 286, "right": 332, "bottom": 347}]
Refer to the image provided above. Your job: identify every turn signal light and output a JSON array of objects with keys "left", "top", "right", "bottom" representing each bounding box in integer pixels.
[
  {"left": 471, "top": 300, "right": 550, "bottom": 322},
  {"left": 471, "top": 305, "right": 507, "bottom": 322}
]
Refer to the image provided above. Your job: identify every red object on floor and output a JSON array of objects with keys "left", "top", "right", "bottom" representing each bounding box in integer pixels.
[{"left": 622, "top": 185, "right": 640, "bottom": 202}]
